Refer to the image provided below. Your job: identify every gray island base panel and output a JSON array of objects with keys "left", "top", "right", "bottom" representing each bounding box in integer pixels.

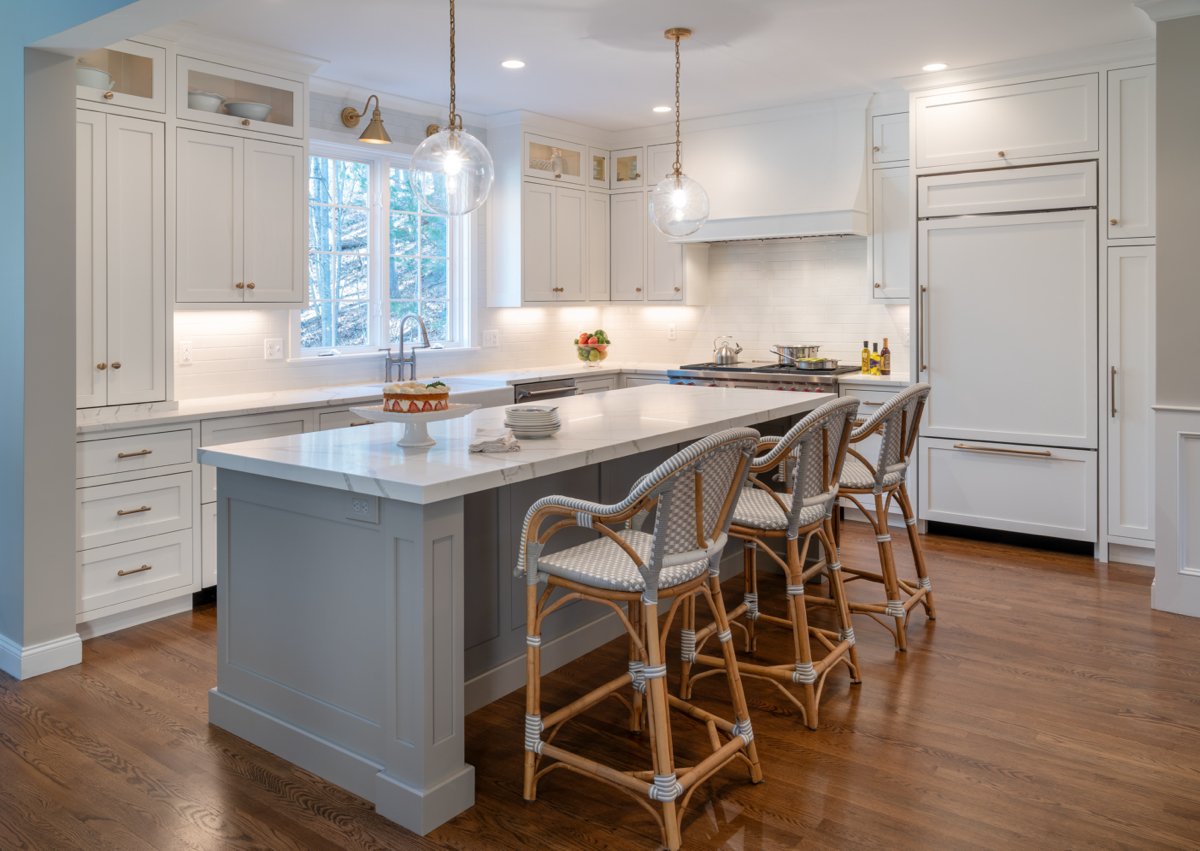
[{"left": 201, "top": 385, "right": 833, "bottom": 836}]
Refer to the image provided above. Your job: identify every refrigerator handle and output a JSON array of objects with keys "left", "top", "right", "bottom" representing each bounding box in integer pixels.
[{"left": 919, "top": 284, "right": 929, "bottom": 374}]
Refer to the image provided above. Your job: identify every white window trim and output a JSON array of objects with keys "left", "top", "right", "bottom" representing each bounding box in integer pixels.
[{"left": 294, "top": 138, "right": 473, "bottom": 358}]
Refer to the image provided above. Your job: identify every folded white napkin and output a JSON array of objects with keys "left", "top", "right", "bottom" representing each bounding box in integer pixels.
[{"left": 469, "top": 427, "right": 520, "bottom": 453}]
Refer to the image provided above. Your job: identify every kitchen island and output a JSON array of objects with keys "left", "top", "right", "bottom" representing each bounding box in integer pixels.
[{"left": 199, "top": 384, "right": 833, "bottom": 835}]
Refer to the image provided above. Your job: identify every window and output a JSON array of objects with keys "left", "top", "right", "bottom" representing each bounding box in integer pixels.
[{"left": 300, "top": 147, "right": 468, "bottom": 354}]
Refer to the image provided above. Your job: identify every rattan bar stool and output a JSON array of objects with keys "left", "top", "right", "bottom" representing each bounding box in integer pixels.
[
  {"left": 826, "top": 383, "right": 935, "bottom": 651},
  {"left": 680, "top": 397, "right": 862, "bottom": 730},
  {"left": 518, "top": 428, "right": 764, "bottom": 851}
]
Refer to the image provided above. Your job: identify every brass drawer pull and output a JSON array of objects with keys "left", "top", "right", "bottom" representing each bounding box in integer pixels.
[
  {"left": 117, "top": 564, "right": 153, "bottom": 577},
  {"left": 116, "top": 449, "right": 153, "bottom": 459},
  {"left": 953, "top": 443, "right": 1053, "bottom": 459},
  {"left": 116, "top": 505, "right": 152, "bottom": 517},
  {"left": 860, "top": 400, "right": 884, "bottom": 407}
]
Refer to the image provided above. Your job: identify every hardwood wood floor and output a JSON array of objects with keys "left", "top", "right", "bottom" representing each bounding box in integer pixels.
[{"left": 3, "top": 525, "right": 1199, "bottom": 849}]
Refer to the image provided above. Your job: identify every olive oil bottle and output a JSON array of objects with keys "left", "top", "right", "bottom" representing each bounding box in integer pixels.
[
  {"left": 870, "top": 342, "right": 881, "bottom": 375},
  {"left": 861, "top": 340, "right": 870, "bottom": 374},
  {"left": 881, "top": 337, "right": 891, "bottom": 376}
]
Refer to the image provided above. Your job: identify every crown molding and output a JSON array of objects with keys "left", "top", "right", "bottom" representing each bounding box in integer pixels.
[
  {"left": 1135, "top": 0, "right": 1200, "bottom": 22},
  {"left": 147, "top": 22, "right": 326, "bottom": 75},
  {"left": 309, "top": 76, "right": 488, "bottom": 129}
]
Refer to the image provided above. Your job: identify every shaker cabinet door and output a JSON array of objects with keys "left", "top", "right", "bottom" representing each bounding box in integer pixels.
[
  {"left": 76, "top": 111, "right": 108, "bottom": 409},
  {"left": 243, "top": 140, "right": 305, "bottom": 303},
  {"left": 176, "top": 129, "right": 243, "bottom": 303}
]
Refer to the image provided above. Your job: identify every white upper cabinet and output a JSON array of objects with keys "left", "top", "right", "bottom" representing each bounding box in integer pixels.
[
  {"left": 76, "top": 40, "right": 166, "bottom": 113},
  {"left": 1107, "top": 66, "right": 1155, "bottom": 240},
  {"left": 913, "top": 73, "right": 1099, "bottom": 170},
  {"left": 521, "top": 182, "right": 586, "bottom": 302},
  {"left": 872, "top": 113, "right": 909, "bottom": 164},
  {"left": 176, "top": 128, "right": 304, "bottom": 305},
  {"left": 609, "top": 192, "right": 645, "bottom": 301},
  {"left": 524, "top": 134, "right": 585, "bottom": 185},
  {"left": 589, "top": 148, "right": 610, "bottom": 189},
  {"left": 587, "top": 192, "right": 610, "bottom": 300},
  {"left": 177, "top": 56, "right": 306, "bottom": 139},
  {"left": 646, "top": 144, "right": 682, "bottom": 302},
  {"left": 612, "top": 147, "right": 644, "bottom": 189},
  {"left": 918, "top": 161, "right": 1096, "bottom": 218},
  {"left": 870, "top": 166, "right": 910, "bottom": 301},
  {"left": 77, "top": 110, "right": 166, "bottom": 409}
]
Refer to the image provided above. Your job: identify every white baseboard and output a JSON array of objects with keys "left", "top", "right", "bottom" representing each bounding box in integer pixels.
[
  {"left": 1108, "top": 542, "right": 1155, "bottom": 568},
  {"left": 76, "top": 595, "right": 194, "bottom": 640},
  {"left": 0, "top": 631, "right": 82, "bottom": 680}
]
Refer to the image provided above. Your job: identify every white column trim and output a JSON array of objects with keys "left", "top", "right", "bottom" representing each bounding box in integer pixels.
[
  {"left": 0, "top": 632, "right": 82, "bottom": 680},
  {"left": 1152, "top": 408, "right": 1200, "bottom": 617},
  {"left": 1134, "top": 0, "right": 1200, "bottom": 23}
]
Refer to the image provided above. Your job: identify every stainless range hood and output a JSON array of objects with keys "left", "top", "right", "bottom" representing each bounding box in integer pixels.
[{"left": 664, "top": 95, "right": 870, "bottom": 243}]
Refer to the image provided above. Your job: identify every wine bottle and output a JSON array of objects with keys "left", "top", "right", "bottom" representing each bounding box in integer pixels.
[{"left": 881, "top": 337, "right": 891, "bottom": 376}]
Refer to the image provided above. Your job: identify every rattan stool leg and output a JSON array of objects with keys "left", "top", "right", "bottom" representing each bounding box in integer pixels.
[
  {"left": 640, "top": 596, "right": 682, "bottom": 851},
  {"left": 820, "top": 518, "right": 861, "bottom": 684},
  {"left": 873, "top": 492, "right": 907, "bottom": 651},
  {"left": 628, "top": 601, "right": 645, "bottom": 731},
  {"left": 678, "top": 591, "right": 697, "bottom": 701},
  {"left": 523, "top": 583, "right": 542, "bottom": 801},
  {"left": 704, "top": 570, "right": 763, "bottom": 783},
  {"left": 896, "top": 483, "right": 937, "bottom": 620},
  {"left": 742, "top": 540, "right": 760, "bottom": 652},
  {"left": 786, "top": 535, "right": 820, "bottom": 729}
]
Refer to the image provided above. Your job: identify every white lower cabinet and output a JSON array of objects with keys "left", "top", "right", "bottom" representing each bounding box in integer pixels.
[
  {"left": 621, "top": 374, "right": 670, "bottom": 387},
  {"left": 318, "top": 409, "right": 373, "bottom": 430},
  {"left": 1107, "top": 245, "right": 1155, "bottom": 544},
  {"left": 918, "top": 436, "right": 1097, "bottom": 541},
  {"left": 576, "top": 375, "right": 618, "bottom": 394},
  {"left": 75, "top": 423, "right": 201, "bottom": 630}
]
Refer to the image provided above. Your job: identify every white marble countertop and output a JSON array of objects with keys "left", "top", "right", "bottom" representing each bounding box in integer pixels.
[
  {"left": 837, "top": 372, "right": 913, "bottom": 390},
  {"left": 199, "top": 385, "right": 834, "bottom": 505},
  {"left": 76, "top": 362, "right": 679, "bottom": 435}
]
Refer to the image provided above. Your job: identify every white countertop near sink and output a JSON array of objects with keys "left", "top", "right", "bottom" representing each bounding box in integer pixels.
[{"left": 75, "top": 362, "right": 678, "bottom": 435}]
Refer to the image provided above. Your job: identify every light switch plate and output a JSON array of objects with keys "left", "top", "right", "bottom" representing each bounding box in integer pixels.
[
  {"left": 482, "top": 329, "right": 500, "bottom": 347},
  {"left": 263, "top": 338, "right": 284, "bottom": 360}
]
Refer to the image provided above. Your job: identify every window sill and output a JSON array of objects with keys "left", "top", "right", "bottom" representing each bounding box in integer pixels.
[{"left": 287, "top": 346, "right": 479, "bottom": 365}]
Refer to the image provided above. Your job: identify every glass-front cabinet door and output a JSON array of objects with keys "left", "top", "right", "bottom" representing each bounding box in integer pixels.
[
  {"left": 523, "top": 134, "right": 585, "bottom": 185},
  {"left": 76, "top": 40, "right": 166, "bottom": 113},
  {"left": 613, "top": 147, "right": 644, "bottom": 189},
  {"left": 589, "top": 148, "right": 610, "bottom": 189},
  {"left": 177, "top": 56, "right": 306, "bottom": 139}
]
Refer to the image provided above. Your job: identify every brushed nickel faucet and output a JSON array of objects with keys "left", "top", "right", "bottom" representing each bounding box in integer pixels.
[{"left": 381, "top": 314, "right": 431, "bottom": 382}]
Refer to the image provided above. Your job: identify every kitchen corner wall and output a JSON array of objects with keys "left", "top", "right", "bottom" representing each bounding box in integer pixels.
[{"left": 174, "top": 235, "right": 909, "bottom": 396}]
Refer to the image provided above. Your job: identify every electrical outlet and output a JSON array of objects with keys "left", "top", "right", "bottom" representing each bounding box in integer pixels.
[
  {"left": 667, "top": 323, "right": 677, "bottom": 341},
  {"left": 263, "top": 338, "right": 284, "bottom": 360},
  {"left": 482, "top": 329, "right": 500, "bottom": 347},
  {"left": 346, "top": 495, "right": 378, "bottom": 523},
  {"left": 178, "top": 340, "right": 193, "bottom": 365}
]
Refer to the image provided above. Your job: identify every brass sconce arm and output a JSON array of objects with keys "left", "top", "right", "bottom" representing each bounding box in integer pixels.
[
  {"left": 341, "top": 94, "right": 392, "bottom": 144},
  {"left": 340, "top": 94, "right": 380, "bottom": 128}
]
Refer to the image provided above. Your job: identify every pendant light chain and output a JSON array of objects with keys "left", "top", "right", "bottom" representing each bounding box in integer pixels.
[
  {"left": 448, "top": 0, "right": 461, "bottom": 130},
  {"left": 672, "top": 32, "right": 682, "bottom": 178}
]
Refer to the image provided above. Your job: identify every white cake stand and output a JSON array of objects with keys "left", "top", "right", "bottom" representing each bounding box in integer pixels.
[{"left": 350, "top": 403, "right": 480, "bottom": 447}]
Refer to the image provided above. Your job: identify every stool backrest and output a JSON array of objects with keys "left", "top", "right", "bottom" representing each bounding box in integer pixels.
[
  {"left": 862, "top": 382, "right": 930, "bottom": 484},
  {"left": 646, "top": 428, "right": 760, "bottom": 582}
]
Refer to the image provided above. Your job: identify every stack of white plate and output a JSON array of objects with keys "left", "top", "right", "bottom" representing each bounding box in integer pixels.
[{"left": 504, "top": 405, "right": 561, "bottom": 439}]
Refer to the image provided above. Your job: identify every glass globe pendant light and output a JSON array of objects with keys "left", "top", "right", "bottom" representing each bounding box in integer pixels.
[
  {"left": 408, "top": 0, "right": 494, "bottom": 216},
  {"left": 648, "top": 27, "right": 709, "bottom": 237}
]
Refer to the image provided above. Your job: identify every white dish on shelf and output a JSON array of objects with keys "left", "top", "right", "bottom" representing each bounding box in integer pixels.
[
  {"left": 225, "top": 101, "right": 272, "bottom": 121},
  {"left": 76, "top": 65, "right": 113, "bottom": 90},
  {"left": 188, "top": 90, "right": 225, "bottom": 112},
  {"left": 350, "top": 403, "right": 479, "bottom": 447}
]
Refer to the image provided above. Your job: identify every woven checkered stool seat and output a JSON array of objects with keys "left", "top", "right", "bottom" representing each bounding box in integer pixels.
[
  {"left": 517, "top": 428, "right": 764, "bottom": 851},
  {"left": 680, "top": 396, "right": 862, "bottom": 730},
  {"left": 827, "top": 383, "right": 935, "bottom": 651}
]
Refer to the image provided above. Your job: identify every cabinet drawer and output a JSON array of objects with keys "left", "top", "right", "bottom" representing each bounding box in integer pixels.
[
  {"left": 77, "top": 530, "right": 193, "bottom": 616},
  {"left": 318, "top": 409, "right": 374, "bottom": 430},
  {"left": 840, "top": 387, "right": 897, "bottom": 409},
  {"left": 913, "top": 73, "right": 1099, "bottom": 169},
  {"left": 918, "top": 437, "right": 1096, "bottom": 541},
  {"left": 77, "top": 429, "right": 193, "bottom": 479},
  {"left": 77, "top": 471, "right": 192, "bottom": 551},
  {"left": 918, "top": 162, "right": 1096, "bottom": 218}
]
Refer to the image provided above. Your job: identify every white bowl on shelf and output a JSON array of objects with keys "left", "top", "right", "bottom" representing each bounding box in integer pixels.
[
  {"left": 188, "top": 90, "right": 225, "bottom": 112},
  {"left": 76, "top": 65, "right": 113, "bottom": 90},
  {"left": 224, "top": 101, "right": 272, "bottom": 121}
]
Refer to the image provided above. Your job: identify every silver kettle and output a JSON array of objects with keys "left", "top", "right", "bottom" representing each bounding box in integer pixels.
[{"left": 713, "top": 336, "right": 743, "bottom": 366}]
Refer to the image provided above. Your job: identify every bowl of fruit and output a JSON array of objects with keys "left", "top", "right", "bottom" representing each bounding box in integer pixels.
[{"left": 575, "top": 329, "right": 611, "bottom": 365}]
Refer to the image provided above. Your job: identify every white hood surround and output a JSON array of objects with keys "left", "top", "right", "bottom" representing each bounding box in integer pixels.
[{"left": 654, "top": 95, "right": 871, "bottom": 243}]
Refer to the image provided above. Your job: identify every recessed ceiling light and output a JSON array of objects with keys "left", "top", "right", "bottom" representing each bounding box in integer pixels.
[
  {"left": 922, "top": 62, "right": 948, "bottom": 72},
  {"left": 501, "top": 59, "right": 525, "bottom": 69},
  {"left": 652, "top": 105, "right": 672, "bottom": 113}
]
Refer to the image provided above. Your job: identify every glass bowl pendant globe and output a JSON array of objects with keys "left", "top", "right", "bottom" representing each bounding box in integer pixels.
[
  {"left": 408, "top": 127, "right": 494, "bottom": 216},
  {"left": 649, "top": 172, "right": 709, "bottom": 237}
]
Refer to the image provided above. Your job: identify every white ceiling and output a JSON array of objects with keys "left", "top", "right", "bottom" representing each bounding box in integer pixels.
[{"left": 178, "top": 0, "right": 1153, "bottom": 130}]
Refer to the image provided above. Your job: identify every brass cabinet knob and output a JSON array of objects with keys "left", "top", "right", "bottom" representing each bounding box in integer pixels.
[
  {"left": 111, "top": 362, "right": 122, "bottom": 369},
  {"left": 997, "top": 150, "right": 1006, "bottom": 157},
  {"left": 673, "top": 286, "right": 681, "bottom": 292},
  {"left": 96, "top": 362, "right": 107, "bottom": 370},
  {"left": 246, "top": 282, "right": 256, "bottom": 289},
  {"left": 635, "top": 287, "right": 642, "bottom": 293},
  {"left": 241, "top": 118, "right": 251, "bottom": 126},
  {"left": 874, "top": 282, "right": 882, "bottom": 288},
  {"left": 103, "top": 91, "right": 114, "bottom": 100},
  {"left": 235, "top": 282, "right": 245, "bottom": 289},
  {"left": 1109, "top": 218, "right": 1119, "bottom": 226},
  {"left": 872, "top": 145, "right": 881, "bottom": 153}
]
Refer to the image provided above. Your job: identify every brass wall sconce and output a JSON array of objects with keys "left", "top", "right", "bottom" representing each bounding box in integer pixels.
[{"left": 340, "top": 94, "right": 392, "bottom": 144}]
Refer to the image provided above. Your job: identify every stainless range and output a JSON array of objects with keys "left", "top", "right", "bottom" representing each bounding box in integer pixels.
[{"left": 668, "top": 361, "right": 861, "bottom": 393}]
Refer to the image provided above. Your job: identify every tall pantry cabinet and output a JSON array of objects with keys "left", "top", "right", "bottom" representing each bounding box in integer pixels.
[{"left": 76, "top": 110, "right": 166, "bottom": 408}]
